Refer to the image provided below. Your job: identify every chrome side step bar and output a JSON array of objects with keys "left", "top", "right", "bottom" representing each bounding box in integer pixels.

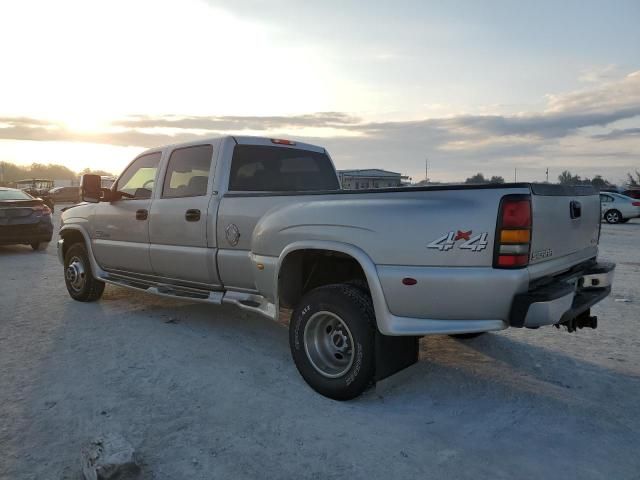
[
  {"left": 100, "top": 273, "right": 277, "bottom": 320},
  {"left": 102, "top": 272, "right": 224, "bottom": 304},
  {"left": 222, "top": 290, "right": 277, "bottom": 319}
]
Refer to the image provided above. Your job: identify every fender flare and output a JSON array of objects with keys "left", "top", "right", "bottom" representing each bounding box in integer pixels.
[
  {"left": 59, "top": 225, "right": 106, "bottom": 278},
  {"left": 274, "top": 240, "right": 393, "bottom": 334}
]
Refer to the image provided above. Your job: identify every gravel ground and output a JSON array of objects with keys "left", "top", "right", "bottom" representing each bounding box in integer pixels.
[{"left": 1, "top": 209, "right": 639, "bottom": 479}]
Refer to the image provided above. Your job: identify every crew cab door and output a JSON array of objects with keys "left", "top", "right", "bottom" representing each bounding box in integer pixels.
[
  {"left": 148, "top": 143, "right": 221, "bottom": 287},
  {"left": 91, "top": 152, "right": 161, "bottom": 274}
]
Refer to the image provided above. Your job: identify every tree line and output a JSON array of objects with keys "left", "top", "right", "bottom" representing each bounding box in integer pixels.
[
  {"left": 463, "top": 170, "right": 640, "bottom": 188},
  {"left": 0, "top": 161, "right": 113, "bottom": 185}
]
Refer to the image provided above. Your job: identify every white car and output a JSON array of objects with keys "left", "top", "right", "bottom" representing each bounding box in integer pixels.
[{"left": 600, "top": 192, "right": 640, "bottom": 223}]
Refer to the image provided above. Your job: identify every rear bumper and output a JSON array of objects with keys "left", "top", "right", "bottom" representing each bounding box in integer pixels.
[
  {"left": 0, "top": 221, "right": 53, "bottom": 245},
  {"left": 509, "top": 261, "right": 615, "bottom": 328}
]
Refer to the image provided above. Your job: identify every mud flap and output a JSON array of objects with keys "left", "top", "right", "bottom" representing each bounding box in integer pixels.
[{"left": 374, "top": 332, "right": 419, "bottom": 382}]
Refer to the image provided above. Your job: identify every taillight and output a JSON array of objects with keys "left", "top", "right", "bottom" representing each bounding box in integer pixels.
[
  {"left": 33, "top": 205, "right": 51, "bottom": 217},
  {"left": 494, "top": 195, "right": 531, "bottom": 269},
  {"left": 271, "top": 138, "right": 296, "bottom": 146},
  {"left": 632, "top": 202, "right": 640, "bottom": 207}
]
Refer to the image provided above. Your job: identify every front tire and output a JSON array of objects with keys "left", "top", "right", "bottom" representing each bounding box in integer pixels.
[
  {"left": 64, "top": 243, "right": 105, "bottom": 302},
  {"left": 290, "top": 284, "right": 375, "bottom": 400},
  {"left": 604, "top": 210, "right": 622, "bottom": 224}
]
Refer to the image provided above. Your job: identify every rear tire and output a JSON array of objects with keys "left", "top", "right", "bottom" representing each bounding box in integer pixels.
[
  {"left": 289, "top": 284, "right": 376, "bottom": 400},
  {"left": 64, "top": 243, "right": 105, "bottom": 302},
  {"left": 450, "top": 332, "right": 486, "bottom": 339},
  {"left": 604, "top": 210, "right": 622, "bottom": 224}
]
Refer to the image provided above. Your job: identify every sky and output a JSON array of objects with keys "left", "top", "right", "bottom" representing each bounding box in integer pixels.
[{"left": 0, "top": 0, "right": 639, "bottom": 184}]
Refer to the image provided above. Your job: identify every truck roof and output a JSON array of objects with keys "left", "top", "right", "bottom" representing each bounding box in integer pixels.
[{"left": 137, "top": 135, "right": 326, "bottom": 157}]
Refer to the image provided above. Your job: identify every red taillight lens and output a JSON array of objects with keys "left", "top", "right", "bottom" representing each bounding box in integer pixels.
[
  {"left": 632, "top": 201, "right": 640, "bottom": 207},
  {"left": 501, "top": 200, "right": 531, "bottom": 228},
  {"left": 33, "top": 205, "right": 51, "bottom": 217},
  {"left": 494, "top": 195, "right": 532, "bottom": 269},
  {"left": 271, "top": 138, "right": 296, "bottom": 146},
  {"left": 497, "top": 254, "right": 529, "bottom": 267}
]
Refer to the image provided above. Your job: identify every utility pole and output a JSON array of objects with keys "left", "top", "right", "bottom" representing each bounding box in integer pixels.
[
  {"left": 425, "top": 158, "right": 429, "bottom": 184},
  {"left": 514, "top": 168, "right": 517, "bottom": 182},
  {"left": 546, "top": 168, "right": 549, "bottom": 183}
]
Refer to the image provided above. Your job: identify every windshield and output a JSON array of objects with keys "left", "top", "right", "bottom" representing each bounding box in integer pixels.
[{"left": 0, "top": 189, "right": 33, "bottom": 200}]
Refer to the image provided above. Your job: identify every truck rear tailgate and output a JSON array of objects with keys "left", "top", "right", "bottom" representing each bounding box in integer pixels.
[{"left": 528, "top": 184, "right": 600, "bottom": 279}]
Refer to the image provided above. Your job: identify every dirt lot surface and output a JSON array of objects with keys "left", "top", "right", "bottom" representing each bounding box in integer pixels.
[{"left": 1, "top": 209, "right": 639, "bottom": 479}]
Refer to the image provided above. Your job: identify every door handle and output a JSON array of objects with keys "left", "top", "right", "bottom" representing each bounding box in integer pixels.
[
  {"left": 570, "top": 200, "right": 582, "bottom": 219},
  {"left": 185, "top": 209, "right": 201, "bottom": 222},
  {"left": 136, "top": 209, "right": 148, "bottom": 220}
]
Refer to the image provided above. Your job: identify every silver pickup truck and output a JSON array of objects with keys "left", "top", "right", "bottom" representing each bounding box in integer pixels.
[{"left": 58, "top": 136, "right": 615, "bottom": 399}]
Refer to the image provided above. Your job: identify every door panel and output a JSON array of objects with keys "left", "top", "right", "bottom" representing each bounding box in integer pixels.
[
  {"left": 91, "top": 199, "right": 154, "bottom": 273},
  {"left": 148, "top": 143, "right": 220, "bottom": 286},
  {"left": 148, "top": 196, "right": 219, "bottom": 285},
  {"left": 91, "top": 151, "right": 161, "bottom": 274}
]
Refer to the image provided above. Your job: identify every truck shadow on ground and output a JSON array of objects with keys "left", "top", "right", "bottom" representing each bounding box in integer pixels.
[
  {"left": 95, "top": 287, "right": 640, "bottom": 414},
  {"left": 7, "top": 286, "right": 639, "bottom": 479}
]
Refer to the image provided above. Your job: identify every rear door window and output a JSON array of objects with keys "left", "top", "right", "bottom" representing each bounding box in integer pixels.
[
  {"left": 228, "top": 145, "right": 339, "bottom": 192},
  {"left": 162, "top": 145, "right": 213, "bottom": 198}
]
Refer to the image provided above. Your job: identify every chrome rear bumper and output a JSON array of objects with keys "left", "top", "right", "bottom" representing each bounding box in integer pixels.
[{"left": 510, "top": 261, "right": 615, "bottom": 328}]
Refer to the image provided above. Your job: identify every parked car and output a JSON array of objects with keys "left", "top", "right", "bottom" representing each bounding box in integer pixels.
[
  {"left": 621, "top": 189, "right": 640, "bottom": 200},
  {"left": 0, "top": 187, "right": 53, "bottom": 250},
  {"left": 50, "top": 186, "right": 80, "bottom": 203},
  {"left": 600, "top": 192, "right": 640, "bottom": 223},
  {"left": 14, "top": 178, "right": 55, "bottom": 212},
  {"left": 58, "top": 136, "right": 615, "bottom": 400}
]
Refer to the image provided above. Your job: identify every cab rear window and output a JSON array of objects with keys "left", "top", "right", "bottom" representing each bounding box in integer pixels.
[{"left": 228, "top": 145, "right": 339, "bottom": 192}]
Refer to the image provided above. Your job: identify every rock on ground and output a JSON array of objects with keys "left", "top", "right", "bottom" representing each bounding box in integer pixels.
[{"left": 80, "top": 433, "right": 140, "bottom": 480}]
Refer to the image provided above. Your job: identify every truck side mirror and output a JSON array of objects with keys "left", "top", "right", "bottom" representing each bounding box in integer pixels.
[{"left": 81, "top": 174, "right": 102, "bottom": 203}]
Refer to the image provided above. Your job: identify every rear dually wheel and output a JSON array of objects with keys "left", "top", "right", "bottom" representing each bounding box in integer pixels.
[{"left": 289, "top": 284, "right": 376, "bottom": 400}]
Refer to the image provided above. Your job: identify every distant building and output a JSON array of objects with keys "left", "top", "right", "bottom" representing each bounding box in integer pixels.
[{"left": 338, "top": 169, "right": 409, "bottom": 190}]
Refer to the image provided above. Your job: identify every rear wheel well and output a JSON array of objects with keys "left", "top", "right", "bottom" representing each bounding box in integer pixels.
[
  {"left": 278, "top": 249, "right": 369, "bottom": 309},
  {"left": 60, "top": 229, "right": 86, "bottom": 258}
]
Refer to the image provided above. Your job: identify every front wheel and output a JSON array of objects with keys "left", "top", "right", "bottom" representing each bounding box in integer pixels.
[
  {"left": 289, "top": 284, "right": 376, "bottom": 400},
  {"left": 604, "top": 210, "right": 622, "bottom": 224},
  {"left": 64, "top": 243, "right": 105, "bottom": 302}
]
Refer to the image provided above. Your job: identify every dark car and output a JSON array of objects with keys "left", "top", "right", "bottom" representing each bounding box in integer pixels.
[
  {"left": 622, "top": 189, "right": 640, "bottom": 200},
  {"left": 0, "top": 187, "right": 53, "bottom": 250},
  {"left": 50, "top": 186, "right": 80, "bottom": 203}
]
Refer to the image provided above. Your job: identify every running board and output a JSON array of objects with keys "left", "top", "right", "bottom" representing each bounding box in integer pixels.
[
  {"left": 100, "top": 273, "right": 277, "bottom": 319},
  {"left": 102, "top": 273, "right": 223, "bottom": 304},
  {"left": 222, "top": 290, "right": 277, "bottom": 320}
]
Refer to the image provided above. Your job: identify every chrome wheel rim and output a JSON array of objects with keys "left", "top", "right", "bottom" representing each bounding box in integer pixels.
[
  {"left": 65, "top": 256, "right": 86, "bottom": 292},
  {"left": 303, "top": 311, "right": 355, "bottom": 378}
]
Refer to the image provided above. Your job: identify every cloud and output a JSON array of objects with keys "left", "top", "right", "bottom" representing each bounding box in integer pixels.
[
  {"left": 2, "top": 71, "right": 639, "bottom": 182},
  {"left": 591, "top": 127, "right": 640, "bottom": 141},
  {"left": 114, "top": 112, "right": 361, "bottom": 131}
]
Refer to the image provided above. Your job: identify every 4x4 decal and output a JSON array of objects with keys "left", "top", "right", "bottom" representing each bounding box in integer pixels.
[{"left": 427, "top": 230, "right": 488, "bottom": 252}]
